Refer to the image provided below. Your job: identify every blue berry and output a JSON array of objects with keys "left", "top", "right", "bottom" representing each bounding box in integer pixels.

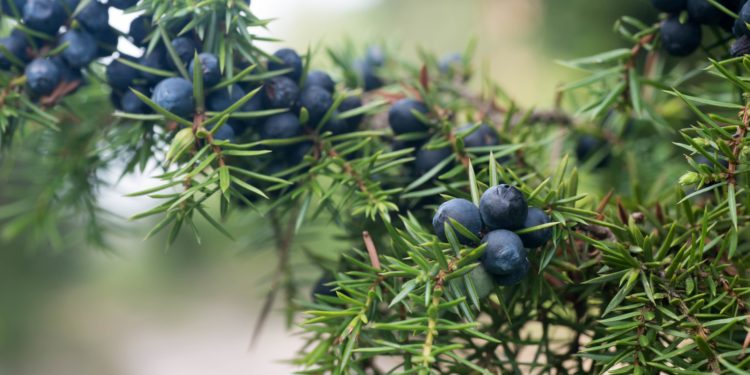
[
  {"left": 106, "top": 56, "right": 140, "bottom": 91},
  {"left": 299, "top": 86, "right": 332, "bottom": 124},
  {"left": 121, "top": 87, "right": 151, "bottom": 114},
  {"left": 262, "top": 76, "right": 299, "bottom": 109},
  {"left": 575, "top": 135, "right": 611, "bottom": 168},
  {"left": 304, "top": 70, "right": 335, "bottom": 93},
  {"left": 151, "top": 77, "right": 194, "bottom": 118},
  {"left": 338, "top": 96, "right": 363, "bottom": 128},
  {"left": 1, "top": 0, "right": 25, "bottom": 16},
  {"left": 388, "top": 98, "right": 429, "bottom": 135},
  {"left": 311, "top": 275, "right": 337, "bottom": 300},
  {"left": 479, "top": 184, "right": 528, "bottom": 231},
  {"left": 268, "top": 48, "right": 303, "bottom": 81},
  {"left": 60, "top": 29, "right": 98, "bottom": 68},
  {"left": 260, "top": 113, "right": 301, "bottom": 140},
  {"left": 438, "top": 53, "right": 465, "bottom": 79},
  {"left": 651, "top": 0, "right": 687, "bottom": 12},
  {"left": 206, "top": 84, "right": 262, "bottom": 133},
  {"left": 109, "top": 0, "right": 139, "bottom": 10},
  {"left": 519, "top": 207, "right": 552, "bottom": 249},
  {"left": 432, "top": 198, "right": 482, "bottom": 244},
  {"left": 687, "top": 0, "right": 725, "bottom": 25},
  {"left": 51, "top": 56, "right": 83, "bottom": 85},
  {"left": 0, "top": 32, "right": 27, "bottom": 70},
  {"left": 490, "top": 258, "right": 529, "bottom": 286},
  {"left": 480, "top": 229, "right": 528, "bottom": 278},
  {"left": 460, "top": 123, "right": 499, "bottom": 148},
  {"left": 365, "top": 45, "right": 384, "bottom": 67},
  {"left": 354, "top": 59, "right": 383, "bottom": 91},
  {"left": 25, "top": 58, "right": 61, "bottom": 96},
  {"left": 137, "top": 47, "right": 168, "bottom": 86},
  {"left": 322, "top": 111, "right": 350, "bottom": 135},
  {"left": 661, "top": 16, "right": 702, "bottom": 56},
  {"left": 23, "top": 0, "right": 66, "bottom": 35},
  {"left": 75, "top": 1, "right": 109, "bottom": 32},
  {"left": 189, "top": 53, "right": 221, "bottom": 87},
  {"left": 94, "top": 26, "right": 119, "bottom": 57},
  {"left": 129, "top": 15, "right": 152, "bottom": 46},
  {"left": 415, "top": 147, "right": 452, "bottom": 175},
  {"left": 212, "top": 124, "right": 236, "bottom": 142},
  {"left": 169, "top": 37, "right": 199, "bottom": 69}
]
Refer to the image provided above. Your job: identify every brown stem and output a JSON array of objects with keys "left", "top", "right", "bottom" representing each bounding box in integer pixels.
[
  {"left": 728, "top": 105, "right": 750, "bottom": 186},
  {"left": 248, "top": 209, "right": 297, "bottom": 349}
]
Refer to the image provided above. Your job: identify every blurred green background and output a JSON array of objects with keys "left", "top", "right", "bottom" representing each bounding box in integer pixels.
[{"left": 0, "top": 1, "right": 655, "bottom": 374}]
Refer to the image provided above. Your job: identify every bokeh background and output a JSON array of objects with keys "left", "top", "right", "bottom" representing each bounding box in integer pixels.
[{"left": 0, "top": 1, "right": 655, "bottom": 374}]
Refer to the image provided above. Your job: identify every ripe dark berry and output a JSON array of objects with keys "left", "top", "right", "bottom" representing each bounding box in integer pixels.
[
  {"left": 479, "top": 184, "right": 528, "bottom": 231},
  {"left": 731, "top": 35, "right": 750, "bottom": 56},
  {"left": 62, "top": 0, "right": 80, "bottom": 13},
  {"left": 206, "top": 84, "right": 262, "bottom": 133},
  {"left": 169, "top": 37, "right": 199, "bottom": 69},
  {"left": 1, "top": 0, "right": 24, "bottom": 16},
  {"left": 734, "top": 18, "right": 750, "bottom": 37},
  {"left": 138, "top": 48, "right": 168, "bottom": 86},
  {"left": 94, "top": 26, "right": 119, "bottom": 57},
  {"left": 23, "top": 0, "right": 66, "bottom": 35},
  {"left": 121, "top": 88, "right": 151, "bottom": 114},
  {"left": 60, "top": 30, "right": 98, "bottom": 68},
  {"left": 304, "top": 70, "right": 335, "bottom": 93},
  {"left": 415, "top": 147, "right": 452, "bottom": 175},
  {"left": 75, "top": 1, "right": 109, "bottom": 31},
  {"left": 338, "top": 96, "right": 364, "bottom": 128},
  {"left": 439, "top": 53, "right": 469, "bottom": 80},
  {"left": 151, "top": 77, "right": 195, "bottom": 118},
  {"left": 354, "top": 59, "right": 383, "bottom": 91},
  {"left": 736, "top": 2, "right": 750, "bottom": 36},
  {"left": 262, "top": 76, "right": 299, "bottom": 109},
  {"left": 212, "top": 124, "right": 236, "bottom": 142},
  {"left": 25, "top": 58, "right": 60, "bottom": 96},
  {"left": 687, "top": 0, "right": 726, "bottom": 25},
  {"left": 322, "top": 112, "right": 350, "bottom": 135},
  {"left": 660, "top": 16, "right": 702, "bottom": 56},
  {"left": 109, "top": 0, "right": 139, "bottom": 10},
  {"left": 106, "top": 57, "right": 140, "bottom": 91},
  {"left": 519, "top": 207, "right": 552, "bottom": 249},
  {"left": 287, "top": 141, "right": 313, "bottom": 164},
  {"left": 575, "top": 135, "right": 611, "bottom": 168},
  {"left": 299, "top": 86, "right": 333, "bottom": 124},
  {"left": 460, "top": 123, "right": 499, "bottom": 148},
  {"left": 651, "top": 0, "right": 687, "bottom": 12},
  {"left": 388, "top": 99, "right": 429, "bottom": 135},
  {"left": 491, "top": 258, "right": 529, "bottom": 286},
  {"left": 189, "top": 53, "right": 221, "bottom": 87},
  {"left": 268, "top": 48, "right": 303, "bottom": 81},
  {"left": 311, "top": 275, "right": 337, "bottom": 300},
  {"left": 480, "top": 229, "right": 528, "bottom": 278},
  {"left": 207, "top": 84, "right": 247, "bottom": 112},
  {"left": 432, "top": 198, "right": 483, "bottom": 244},
  {"left": 0, "top": 33, "right": 27, "bottom": 70},
  {"left": 51, "top": 56, "right": 83, "bottom": 86},
  {"left": 260, "top": 113, "right": 301, "bottom": 140},
  {"left": 365, "top": 45, "right": 385, "bottom": 67},
  {"left": 129, "top": 15, "right": 152, "bottom": 46}
]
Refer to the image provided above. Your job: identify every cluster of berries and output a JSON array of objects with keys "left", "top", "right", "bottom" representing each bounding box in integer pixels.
[
  {"left": 387, "top": 98, "right": 501, "bottom": 176},
  {"left": 106, "top": 24, "right": 365, "bottom": 163},
  {"left": 651, "top": 0, "right": 746, "bottom": 56},
  {"left": 432, "top": 184, "right": 552, "bottom": 288},
  {"left": 0, "top": 0, "right": 135, "bottom": 98}
]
